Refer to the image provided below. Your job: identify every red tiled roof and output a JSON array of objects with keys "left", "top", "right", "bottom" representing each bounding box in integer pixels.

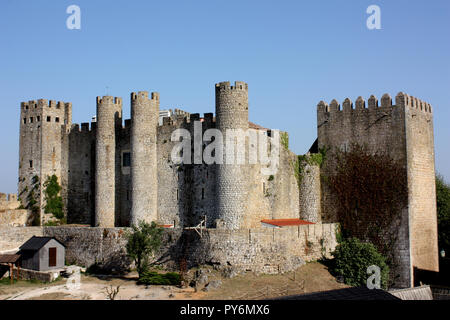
[
  {"left": 159, "top": 224, "right": 174, "bottom": 228},
  {"left": 261, "top": 219, "right": 315, "bottom": 227},
  {"left": 249, "top": 121, "right": 269, "bottom": 130}
]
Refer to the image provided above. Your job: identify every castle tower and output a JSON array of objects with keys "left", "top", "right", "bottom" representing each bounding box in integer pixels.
[
  {"left": 215, "top": 81, "right": 249, "bottom": 229},
  {"left": 18, "top": 99, "right": 72, "bottom": 224},
  {"left": 130, "top": 91, "right": 159, "bottom": 225},
  {"left": 95, "top": 96, "right": 122, "bottom": 227},
  {"left": 317, "top": 93, "right": 438, "bottom": 287}
]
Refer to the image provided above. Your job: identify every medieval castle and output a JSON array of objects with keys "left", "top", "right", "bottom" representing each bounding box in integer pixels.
[{"left": 15, "top": 81, "right": 438, "bottom": 288}]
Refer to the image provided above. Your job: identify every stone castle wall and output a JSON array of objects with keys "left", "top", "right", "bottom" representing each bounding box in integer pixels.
[
  {"left": 18, "top": 100, "right": 72, "bottom": 225},
  {"left": 0, "top": 224, "right": 335, "bottom": 274},
  {"left": 402, "top": 94, "right": 439, "bottom": 274},
  {"left": 316, "top": 92, "right": 438, "bottom": 288},
  {"left": 0, "top": 226, "right": 44, "bottom": 252},
  {"left": 58, "top": 103, "right": 301, "bottom": 230}
]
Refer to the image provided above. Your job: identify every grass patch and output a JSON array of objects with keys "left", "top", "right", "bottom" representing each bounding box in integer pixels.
[{"left": 137, "top": 271, "right": 181, "bottom": 286}]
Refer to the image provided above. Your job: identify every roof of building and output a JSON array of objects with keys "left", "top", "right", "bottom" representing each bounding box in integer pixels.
[
  {"left": 19, "top": 236, "right": 65, "bottom": 251},
  {"left": 0, "top": 254, "right": 21, "bottom": 264},
  {"left": 249, "top": 121, "right": 269, "bottom": 130},
  {"left": 272, "top": 287, "right": 400, "bottom": 300},
  {"left": 261, "top": 218, "right": 315, "bottom": 228},
  {"left": 389, "top": 285, "right": 433, "bottom": 300},
  {"left": 159, "top": 224, "right": 174, "bottom": 228}
]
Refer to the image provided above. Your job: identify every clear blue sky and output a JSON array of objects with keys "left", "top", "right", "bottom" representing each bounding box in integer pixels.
[{"left": 0, "top": 0, "right": 449, "bottom": 193}]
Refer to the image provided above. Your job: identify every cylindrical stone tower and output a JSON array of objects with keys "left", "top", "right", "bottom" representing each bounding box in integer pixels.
[
  {"left": 215, "top": 81, "right": 249, "bottom": 230},
  {"left": 95, "top": 96, "right": 122, "bottom": 227},
  {"left": 130, "top": 91, "right": 159, "bottom": 226}
]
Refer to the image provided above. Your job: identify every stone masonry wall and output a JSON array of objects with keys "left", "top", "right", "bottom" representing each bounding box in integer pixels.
[
  {"left": 317, "top": 93, "right": 411, "bottom": 288},
  {"left": 0, "top": 226, "right": 43, "bottom": 252},
  {"left": 36, "top": 224, "right": 338, "bottom": 274},
  {"left": 403, "top": 94, "right": 439, "bottom": 273},
  {"left": 0, "top": 210, "right": 31, "bottom": 227}
]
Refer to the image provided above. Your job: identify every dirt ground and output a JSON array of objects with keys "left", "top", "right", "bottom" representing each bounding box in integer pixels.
[{"left": 0, "top": 262, "right": 347, "bottom": 300}]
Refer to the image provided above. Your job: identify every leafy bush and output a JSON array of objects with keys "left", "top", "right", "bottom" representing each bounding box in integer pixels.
[
  {"left": 126, "top": 221, "right": 163, "bottom": 277},
  {"left": 331, "top": 237, "right": 390, "bottom": 289},
  {"left": 138, "top": 271, "right": 181, "bottom": 286}
]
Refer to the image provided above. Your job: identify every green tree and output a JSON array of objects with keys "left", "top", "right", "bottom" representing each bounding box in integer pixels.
[
  {"left": 43, "top": 175, "right": 64, "bottom": 220},
  {"left": 126, "top": 221, "right": 163, "bottom": 277},
  {"left": 331, "top": 237, "right": 390, "bottom": 289},
  {"left": 436, "top": 174, "right": 450, "bottom": 253}
]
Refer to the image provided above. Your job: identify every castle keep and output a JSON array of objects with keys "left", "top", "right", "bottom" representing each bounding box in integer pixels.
[{"left": 17, "top": 81, "right": 439, "bottom": 287}]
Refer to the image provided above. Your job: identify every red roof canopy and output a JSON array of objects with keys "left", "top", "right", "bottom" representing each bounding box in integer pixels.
[{"left": 261, "top": 218, "right": 315, "bottom": 227}]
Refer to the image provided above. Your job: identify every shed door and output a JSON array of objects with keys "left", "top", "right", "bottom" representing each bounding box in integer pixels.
[{"left": 49, "top": 247, "right": 57, "bottom": 267}]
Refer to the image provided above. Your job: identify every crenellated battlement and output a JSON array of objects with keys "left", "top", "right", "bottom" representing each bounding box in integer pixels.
[
  {"left": 395, "top": 92, "right": 432, "bottom": 113},
  {"left": 215, "top": 81, "right": 248, "bottom": 92},
  {"left": 21, "top": 99, "right": 71, "bottom": 111},
  {"left": 96, "top": 96, "right": 123, "bottom": 105},
  {"left": 70, "top": 122, "right": 96, "bottom": 133},
  {"left": 317, "top": 92, "right": 432, "bottom": 115},
  {"left": 131, "top": 91, "right": 160, "bottom": 102}
]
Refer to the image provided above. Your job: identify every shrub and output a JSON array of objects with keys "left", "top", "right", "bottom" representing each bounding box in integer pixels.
[
  {"left": 138, "top": 271, "right": 181, "bottom": 286},
  {"left": 125, "top": 221, "right": 163, "bottom": 277},
  {"left": 331, "top": 237, "right": 389, "bottom": 289}
]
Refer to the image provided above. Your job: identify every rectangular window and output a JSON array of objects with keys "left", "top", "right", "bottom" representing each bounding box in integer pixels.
[
  {"left": 49, "top": 247, "right": 57, "bottom": 267},
  {"left": 23, "top": 118, "right": 27, "bottom": 124},
  {"left": 29, "top": 160, "right": 33, "bottom": 168},
  {"left": 202, "top": 188, "right": 205, "bottom": 199},
  {"left": 122, "top": 152, "right": 131, "bottom": 167},
  {"left": 37, "top": 116, "right": 40, "bottom": 122},
  {"left": 30, "top": 117, "right": 33, "bottom": 123},
  {"left": 47, "top": 116, "right": 51, "bottom": 122},
  {"left": 55, "top": 117, "right": 60, "bottom": 123}
]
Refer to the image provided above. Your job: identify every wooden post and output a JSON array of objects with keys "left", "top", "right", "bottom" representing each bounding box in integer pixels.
[
  {"left": 9, "top": 263, "right": 13, "bottom": 285},
  {"left": 17, "top": 264, "right": 20, "bottom": 281}
]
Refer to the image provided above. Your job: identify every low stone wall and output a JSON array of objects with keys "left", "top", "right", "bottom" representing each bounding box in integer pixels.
[
  {"left": 43, "top": 226, "right": 130, "bottom": 272},
  {"left": 8, "top": 267, "right": 60, "bottom": 282},
  {"left": 0, "top": 226, "right": 43, "bottom": 252},
  {"left": 166, "top": 223, "right": 338, "bottom": 274},
  {"left": 0, "top": 223, "right": 338, "bottom": 275},
  {"left": 0, "top": 209, "right": 31, "bottom": 227}
]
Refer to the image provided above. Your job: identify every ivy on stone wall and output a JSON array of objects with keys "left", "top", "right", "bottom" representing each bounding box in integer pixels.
[
  {"left": 43, "top": 175, "right": 64, "bottom": 220},
  {"left": 292, "top": 147, "right": 327, "bottom": 187},
  {"left": 280, "top": 132, "right": 289, "bottom": 150},
  {"left": 26, "top": 175, "right": 40, "bottom": 226},
  {"left": 326, "top": 143, "right": 408, "bottom": 264}
]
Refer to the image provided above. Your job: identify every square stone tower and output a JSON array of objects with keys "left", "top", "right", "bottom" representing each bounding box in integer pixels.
[
  {"left": 18, "top": 99, "right": 72, "bottom": 224},
  {"left": 317, "top": 92, "right": 438, "bottom": 288}
]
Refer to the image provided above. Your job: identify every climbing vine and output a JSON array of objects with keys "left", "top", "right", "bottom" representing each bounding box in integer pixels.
[
  {"left": 280, "top": 132, "right": 289, "bottom": 150},
  {"left": 326, "top": 143, "right": 408, "bottom": 266},
  {"left": 292, "top": 147, "right": 327, "bottom": 187},
  {"left": 43, "top": 175, "right": 64, "bottom": 221},
  {"left": 25, "top": 175, "right": 40, "bottom": 226}
]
